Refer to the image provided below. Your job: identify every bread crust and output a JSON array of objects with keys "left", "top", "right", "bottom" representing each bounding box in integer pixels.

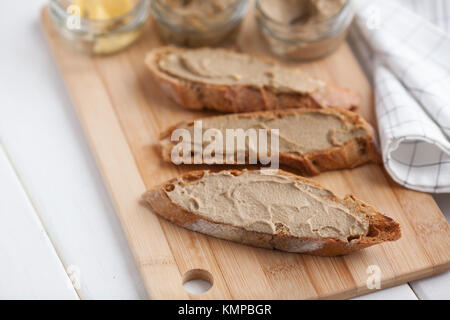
[
  {"left": 145, "top": 46, "right": 361, "bottom": 113},
  {"left": 141, "top": 169, "right": 401, "bottom": 256},
  {"left": 159, "top": 108, "right": 381, "bottom": 176}
]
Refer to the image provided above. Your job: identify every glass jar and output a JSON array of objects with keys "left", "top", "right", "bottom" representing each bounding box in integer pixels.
[
  {"left": 49, "top": 0, "right": 150, "bottom": 55},
  {"left": 256, "top": 0, "right": 355, "bottom": 61},
  {"left": 151, "top": 0, "right": 250, "bottom": 47}
]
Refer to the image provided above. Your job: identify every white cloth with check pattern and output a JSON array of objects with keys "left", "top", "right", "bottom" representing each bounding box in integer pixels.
[{"left": 350, "top": 0, "right": 450, "bottom": 193}]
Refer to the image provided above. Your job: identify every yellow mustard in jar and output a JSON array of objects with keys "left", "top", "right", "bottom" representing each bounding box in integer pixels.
[
  {"left": 49, "top": 0, "right": 150, "bottom": 55},
  {"left": 73, "top": 0, "right": 137, "bottom": 20}
]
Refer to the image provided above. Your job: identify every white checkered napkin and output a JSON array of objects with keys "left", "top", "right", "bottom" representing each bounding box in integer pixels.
[{"left": 350, "top": 0, "right": 450, "bottom": 193}]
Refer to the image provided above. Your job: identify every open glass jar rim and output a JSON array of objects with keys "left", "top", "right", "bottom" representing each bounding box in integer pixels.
[
  {"left": 151, "top": 0, "right": 249, "bottom": 47},
  {"left": 256, "top": 0, "right": 352, "bottom": 27},
  {"left": 49, "top": 0, "right": 151, "bottom": 55},
  {"left": 49, "top": 0, "right": 150, "bottom": 34},
  {"left": 151, "top": 0, "right": 249, "bottom": 34},
  {"left": 255, "top": 0, "right": 354, "bottom": 41}
]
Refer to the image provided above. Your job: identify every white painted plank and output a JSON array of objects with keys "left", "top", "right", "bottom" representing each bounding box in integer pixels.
[
  {"left": 349, "top": 0, "right": 450, "bottom": 300},
  {"left": 0, "top": 0, "right": 446, "bottom": 300},
  {"left": 352, "top": 284, "right": 418, "bottom": 300},
  {"left": 409, "top": 194, "right": 450, "bottom": 300},
  {"left": 432, "top": 195, "right": 450, "bottom": 224},
  {"left": 0, "top": 145, "right": 78, "bottom": 300},
  {"left": 0, "top": 0, "right": 146, "bottom": 299},
  {"left": 410, "top": 271, "right": 450, "bottom": 300}
]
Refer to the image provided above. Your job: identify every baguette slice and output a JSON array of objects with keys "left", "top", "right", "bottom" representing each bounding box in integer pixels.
[
  {"left": 142, "top": 169, "right": 401, "bottom": 256},
  {"left": 160, "top": 108, "right": 380, "bottom": 176},
  {"left": 145, "top": 46, "right": 360, "bottom": 113}
]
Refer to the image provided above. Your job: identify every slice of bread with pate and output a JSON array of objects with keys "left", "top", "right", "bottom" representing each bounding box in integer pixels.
[
  {"left": 141, "top": 169, "right": 401, "bottom": 256},
  {"left": 159, "top": 108, "right": 380, "bottom": 176},
  {"left": 145, "top": 46, "right": 360, "bottom": 113}
]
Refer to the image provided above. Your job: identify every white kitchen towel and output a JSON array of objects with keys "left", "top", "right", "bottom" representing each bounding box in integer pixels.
[{"left": 350, "top": 0, "right": 450, "bottom": 193}]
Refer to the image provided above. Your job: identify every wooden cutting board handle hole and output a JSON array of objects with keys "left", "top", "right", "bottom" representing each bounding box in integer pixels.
[{"left": 182, "top": 269, "right": 213, "bottom": 294}]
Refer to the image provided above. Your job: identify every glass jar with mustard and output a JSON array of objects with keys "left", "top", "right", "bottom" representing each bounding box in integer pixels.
[
  {"left": 256, "top": 0, "right": 355, "bottom": 60},
  {"left": 49, "top": 0, "right": 150, "bottom": 55},
  {"left": 151, "top": 0, "right": 250, "bottom": 47}
]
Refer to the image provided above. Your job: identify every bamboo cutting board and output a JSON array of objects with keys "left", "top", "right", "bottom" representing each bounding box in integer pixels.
[{"left": 41, "top": 6, "right": 450, "bottom": 299}]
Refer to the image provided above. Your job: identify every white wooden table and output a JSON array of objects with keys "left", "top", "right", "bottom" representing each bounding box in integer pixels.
[{"left": 0, "top": 0, "right": 448, "bottom": 300}]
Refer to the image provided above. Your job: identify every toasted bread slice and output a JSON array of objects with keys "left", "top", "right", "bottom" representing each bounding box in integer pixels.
[
  {"left": 159, "top": 108, "right": 380, "bottom": 176},
  {"left": 145, "top": 46, "right": 360, "bottom": 113},
  {"left": 142, "top": 169, "right": 400, "bottom": 256}
]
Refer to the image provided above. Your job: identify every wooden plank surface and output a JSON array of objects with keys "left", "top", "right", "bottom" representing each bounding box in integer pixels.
[
  {"left": 0, "top": 0, "right": 147, "bottom": 299},
  {"left": 40, "top": 5, "right": 450, "bottom": 299},
  {"left": 0, "top": 145, "right": 79, "bottom": 299}
]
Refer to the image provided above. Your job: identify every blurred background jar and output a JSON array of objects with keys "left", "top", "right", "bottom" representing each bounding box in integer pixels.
[
  {"left": 151, "top": 0, "right": 250, "bottom": 47},
  {"left": 49, "top": 0, "right": 150, "bottom": 55},
  {"left": 256, "top": 0, "right": 355, "bottom": 61}
]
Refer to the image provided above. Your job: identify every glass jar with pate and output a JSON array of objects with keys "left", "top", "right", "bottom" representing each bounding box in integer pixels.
[
  {"left": 256, "top": 0, "right": 355, "bottom": 60},
  {"left": 49, "top": 0, "right": 150, "bottom": 55},
  {"left": 151, "top": 0, "right": 250, "bottom": 47}
]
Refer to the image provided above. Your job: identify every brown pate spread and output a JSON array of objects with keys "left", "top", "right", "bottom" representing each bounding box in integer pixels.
[
  {"left": 258, "top": 0, "right": 350, "bottom": 60},
  {"left": 158, "top": 48, "right": 325, "bottom": 93},
  {"left": 172, "top": 111, "right": 368, "bottom": 156},
  {"left": 167, "top": 170, "right": 369, "bottom": 241},
  {"left": 161, "top": 0, "right": 238, "bottom": 30},
  {"left": 262, "top": 0, "right": 347, "bottom": 28}
]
